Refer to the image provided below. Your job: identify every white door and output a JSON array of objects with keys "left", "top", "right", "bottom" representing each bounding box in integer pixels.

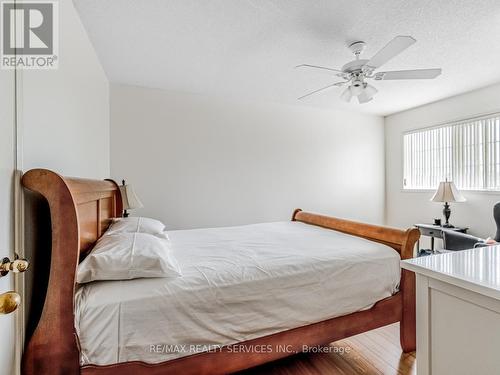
[{"left": 0, "top": 64, "right": 17, "bottom": 373}]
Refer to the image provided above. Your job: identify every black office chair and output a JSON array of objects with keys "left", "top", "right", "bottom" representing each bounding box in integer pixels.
[
  {"left": 442, "top": 230, "right": 484, "bottom": 251},
  {"left": 494, "top": 202, "right": 500, "bottom": 242},
  {"left": 442, "top": 202, "right": 500, "bottom": 251}
]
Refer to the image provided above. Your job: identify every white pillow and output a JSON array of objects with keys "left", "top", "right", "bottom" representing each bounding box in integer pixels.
[
  {"left": 77, "top": 232, "right": 181, "bottom": 283},
  {"left": 106, "top": 217, "right": 168, "bottom": 239}
]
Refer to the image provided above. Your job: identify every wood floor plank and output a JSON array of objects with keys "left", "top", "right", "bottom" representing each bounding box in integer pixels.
[
  {"left": 353, "top": 330, "right": 415, "bottom": 374},
  {"left": 238, "top": 323, "right": 416, "bottom": 375},
  {"left": 338, "top": 338, "right": 400, "bottom": 375}
]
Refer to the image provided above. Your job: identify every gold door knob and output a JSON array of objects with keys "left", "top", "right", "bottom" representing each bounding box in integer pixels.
[{"left": 0, "top": 291, "right": 21, "bottom": 314}]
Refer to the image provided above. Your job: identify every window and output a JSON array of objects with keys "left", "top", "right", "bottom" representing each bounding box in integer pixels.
[{"left": 403, "top": 114, "right": 500, "bottom": 191}]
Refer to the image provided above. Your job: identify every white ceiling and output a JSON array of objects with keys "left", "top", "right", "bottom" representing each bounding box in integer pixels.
[{"left": 74, "top": 0, "right": 500, "bottom": 116}]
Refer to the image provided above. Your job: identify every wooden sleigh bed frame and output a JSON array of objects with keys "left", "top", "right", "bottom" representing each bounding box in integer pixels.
[{"left": 21, "top": 168, "right": 420, "bottom": 375}]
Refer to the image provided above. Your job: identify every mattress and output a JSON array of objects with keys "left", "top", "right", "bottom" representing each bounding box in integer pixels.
[{"left": 75, "top": 221, "right": 401, "bottom": 366}]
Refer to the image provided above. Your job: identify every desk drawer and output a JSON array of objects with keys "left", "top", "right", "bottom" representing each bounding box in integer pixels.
[{"left": 418, "top": 228, "right": 443, "bottom": 238}]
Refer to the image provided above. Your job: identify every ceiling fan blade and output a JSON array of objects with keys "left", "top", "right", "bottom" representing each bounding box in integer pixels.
[
  {"left": 297, "top": 81, "right": 346, "bottom": 100},
  {"left": 357, "top": 90, "right": 373, "bottom": 104},
  {"left": 374, "top": 68, "right": 442, "bottom": 80},
  {"left": 295, "top": 64, "right": 343, "bottom": 74},
  {"left": 366, "top": 36, "right": 416, "bottom": 69}
]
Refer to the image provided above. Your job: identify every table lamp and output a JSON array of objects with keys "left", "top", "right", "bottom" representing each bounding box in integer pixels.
[
  {"left": 430, "top": 180, "right": 465, "bottom": 228},
  {"left": 119, "top": 180, "right": 143, "bottom": 217}
]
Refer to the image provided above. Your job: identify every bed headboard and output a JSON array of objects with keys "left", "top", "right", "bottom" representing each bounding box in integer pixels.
[
  {"left": 21, "top": 168, "right": 123, "bottom": 374},
  {"left": 23, "top": 169, "right": 123, "bottom": 256}
]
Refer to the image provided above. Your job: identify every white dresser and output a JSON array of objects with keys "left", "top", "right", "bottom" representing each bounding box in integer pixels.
[{"left": 402, "top": 246, "right": 500, "bottom": 375}]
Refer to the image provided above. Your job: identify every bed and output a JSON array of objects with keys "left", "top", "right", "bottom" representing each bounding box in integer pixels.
[{"left": 21, "top": 168, "right": 420, "bottom": 375}]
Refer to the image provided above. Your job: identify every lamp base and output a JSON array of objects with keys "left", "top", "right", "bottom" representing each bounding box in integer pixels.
[{"left": 443, "top": 202, "right": 452, "bottom": 227}]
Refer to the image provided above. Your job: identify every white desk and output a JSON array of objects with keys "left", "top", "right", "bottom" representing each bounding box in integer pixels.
[{"left": 402, "top": 246, "right": 500, "bottom": 375}]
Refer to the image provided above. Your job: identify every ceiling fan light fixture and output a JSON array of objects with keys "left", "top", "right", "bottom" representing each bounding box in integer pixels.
[
  {"left": 364, "top": 83, "right": 378, "bottom": 98},
  {"left": 340, "top": 87, "right": 352, "bottom": 102},
  {"left": 357, "top": 92, "right": 373, "bottom": 104},
  {"left": 350, "top": 79, "right": 364, "bottom": 96}
]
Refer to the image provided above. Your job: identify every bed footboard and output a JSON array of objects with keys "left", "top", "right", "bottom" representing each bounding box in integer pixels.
[{"left": 292, "top": 209, "right": 420, "bottom": 352}]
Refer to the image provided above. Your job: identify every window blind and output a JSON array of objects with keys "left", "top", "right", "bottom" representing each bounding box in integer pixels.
[{"left": 403, "top": 114, "right": 500, "bottom": 190}]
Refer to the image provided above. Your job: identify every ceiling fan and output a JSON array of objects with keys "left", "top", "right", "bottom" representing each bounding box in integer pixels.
[{"left": 296, "top": 36, "right": 442, "bottom": 104}]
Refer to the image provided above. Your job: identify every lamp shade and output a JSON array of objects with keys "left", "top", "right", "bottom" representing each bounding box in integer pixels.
[
  {"left": 119, "top": 184, "right": 144, "bottom": 210},
  {"left": 340, "top": 87, "right": 352, "bottom": 102},
  {"left": 364, "top": 84, "right": 378, "bottom": 98},
  {"left": 430, "top": 181, "right": 466, "bottom": 203},
  {"left": 350, "top": 82, "right": 364, "bottom": 96}
]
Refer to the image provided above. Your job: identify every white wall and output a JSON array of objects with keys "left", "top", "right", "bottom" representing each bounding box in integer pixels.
[
  {"left": 20, "top": 0, "right": 109, "bottom": 178},
  {"left": 385, "top": 83, "right": 500, "bottom": 244},
  {"left": 0, "top": 61, "right": 16, "bottom": 375},
  {"left": 111, "top": 84, "right": 385, "bottom": 229}
]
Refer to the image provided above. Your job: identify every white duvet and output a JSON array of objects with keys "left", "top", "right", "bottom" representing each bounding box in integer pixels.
[{"left": 75, "top": 221, "right": 400, "bottom": 366}]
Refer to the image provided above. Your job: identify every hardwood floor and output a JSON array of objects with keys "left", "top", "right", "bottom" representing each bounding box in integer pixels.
[{"left": 238, "top": 323, "right": 416, "bottom": 375}]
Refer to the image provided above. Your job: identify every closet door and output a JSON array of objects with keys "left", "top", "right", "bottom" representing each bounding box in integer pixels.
[{"left": 0, "top": 65, "right": 17, "bottom": 375}]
